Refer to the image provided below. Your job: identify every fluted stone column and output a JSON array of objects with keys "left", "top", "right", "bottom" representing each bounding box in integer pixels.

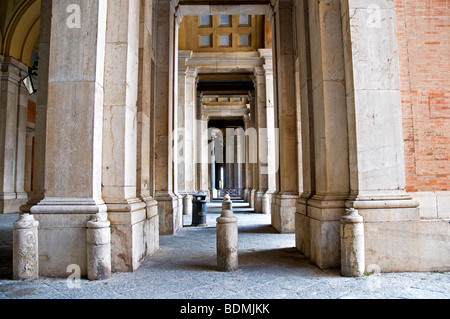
[{"left": 31, "top": 0, "right": 109, "bottom": 278}]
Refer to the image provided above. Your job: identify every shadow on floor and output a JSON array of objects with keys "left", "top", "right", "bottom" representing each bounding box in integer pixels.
[{"left": 238, "top": 224, "right": 279, "bottom": 234}]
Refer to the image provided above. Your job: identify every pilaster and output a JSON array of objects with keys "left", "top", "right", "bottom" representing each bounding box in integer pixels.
[
  {"left": 0, "top": 57, "right": 29, "bottom": 214},
  {"left": 271, "top": 0, "right": 299, "bottom": 233},
  {"left": 30, "top": 0, "right": 109, "bottom": 278},
  {"left": 154, "top": 0, "right": 182, "bottom": 234}
]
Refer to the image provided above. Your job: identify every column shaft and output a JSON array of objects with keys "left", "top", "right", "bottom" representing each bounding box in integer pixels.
[{"left": 31, "top": 0, "right": 109, "bottom": 278}]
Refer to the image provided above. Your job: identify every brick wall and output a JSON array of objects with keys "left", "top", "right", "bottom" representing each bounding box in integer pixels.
[{"left": 395, "top": 0, "right": 450, "bottom": 192}]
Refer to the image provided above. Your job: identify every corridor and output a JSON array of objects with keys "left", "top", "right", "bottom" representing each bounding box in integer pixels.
[{"left": 0, "top": 201, "right": 449, "bottom": 299}]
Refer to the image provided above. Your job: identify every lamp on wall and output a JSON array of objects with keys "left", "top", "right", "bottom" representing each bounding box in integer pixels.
[{"left": 22, "top": 60, "right": 38, "bottom": 95}]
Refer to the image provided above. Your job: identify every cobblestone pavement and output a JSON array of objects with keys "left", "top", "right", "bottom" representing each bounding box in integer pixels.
[{"left": 0, "top": 201, "right": 449, "bottom": 300}]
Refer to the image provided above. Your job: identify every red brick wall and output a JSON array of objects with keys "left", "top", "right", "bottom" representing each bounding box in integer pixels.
[{"left": 395, "top": 0, "right": 450, "bottom": 192}]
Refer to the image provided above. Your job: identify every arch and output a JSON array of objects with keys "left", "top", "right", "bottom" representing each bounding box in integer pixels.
[{"left": 3, "top": 0, "right": 40, "bottom": 65}]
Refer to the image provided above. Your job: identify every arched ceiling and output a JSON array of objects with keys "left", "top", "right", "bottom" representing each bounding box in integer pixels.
[{"left": 1, "top": 0, "right": 40, "bottom": 66}]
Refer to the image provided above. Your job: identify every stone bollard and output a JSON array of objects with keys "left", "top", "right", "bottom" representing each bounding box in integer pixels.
[
  {"left": 86, "top": 213, "right": 112, "bottom": 281},
  {"left": 13, "top": 213, "right": 39, "bottom": 280},
  {"left": 216, "top": 193, "right": 238, "bottom": 272},
  {"left": 340, "top": 208, "right": 365, "bottom": 277}
]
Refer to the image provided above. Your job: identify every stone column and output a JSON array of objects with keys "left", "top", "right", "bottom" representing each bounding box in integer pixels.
[
  {"left": 248, "top": 91, "right": 257, "bottom": 208},
  {"left": 216, "top": 194, "right": 238, "bottom": 272},
  {"left": 199, "top": 115, "right": 210, "bottom": 197},
  {"left": 102, "top": 0, "right": 148, "bottom": 273},
  {"left": 13, "top": 213, "right": 39, "bottom": 280},
  {"left": 235, "top": 128, "right": 245, "bottom": 197},
  {"left": 178, "top": 51, "right": 188, "bottom": 203},
  {"left": 254, "top": 66, "right": 269, "bottom": 213},
  {"left": 260, "top": 49, "right": 277, "bottom": 214},
  {"left": 295, "top": 0, "right": 316, "bottom": 261},
  {"left": 15, "top": 83, "right": 29, "bottom": 206},
  {"left": 137, "top": 0, "right": 159, "bottom": 257},
  {"left": 20, "top": 0, "right": 51, "bottom": 215},
  {"left": 154, "top": 0, "right": 181, "bottom": 235},
  {"left": 31, "top": 0, "right": 109, "bottom": 278},
  {"left": 295, "top": 0, "right": 350, "bottom": 269},
  {"left": 243, "top": 115, "right": 252, "bottom": 202},
  {"left": 225, "top": 128, "right": 234, "bottom": 192},
  {"left": 210, "top": 135, "right": 217, "bottom": 199},
  {"left": 341, "top": 0, "right": 420, "bottom": 269},
  {"left": 184, "top": 66, "right": 197, "bottom": 213},
  {"left": 271, "top": 0, "right": 299, "bottom": 233},
  {"left": 0, "top": 57, "right": 29, "bottom": 214}
]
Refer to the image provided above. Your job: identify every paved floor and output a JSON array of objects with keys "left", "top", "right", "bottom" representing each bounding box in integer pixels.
[{"left": 0, "top": 200, "right": 449, "bottom": 300}]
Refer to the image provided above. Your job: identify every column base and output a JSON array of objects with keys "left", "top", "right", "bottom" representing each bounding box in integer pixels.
[
  {"left": 30, "top": 197, "right": 107, "bottom": 278},
  {"left": 1, "top": 192, "right": 28, "bottom": 214},
  {"left": 249, "top": 189, "right": 256, "bottom": 208},
  {"left": 255, "top": 191, "right": 265, "bottom": 213},
  {"left": 142, "top": 197, "right": 159, "bottom": 256},
  {"left": 106, "top": 198, "right": 147, "bottom": 273},
  {"left": 296, "top": 194, "right": 346, "bottom": 269},
  {"left": 271, "top": 193, "right": 298, "bottom": 233},
  {"left": 243, "top": 189, "right": 250, "bottom": 202},
  {"left": 155, "top": 191, "right": 182, "bottom": 235}
]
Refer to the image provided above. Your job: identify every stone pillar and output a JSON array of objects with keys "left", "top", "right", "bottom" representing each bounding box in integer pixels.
[
  {"left": 86, "top": 213, "right": 111, "bottom": 281},
  {"left": 31, "top": 0, "right": 109, "bottom": 278},
  {"left": 102, "top": 0, "right": 148, "bottom": 273},
  {"left": 210, "top": 135, "right": 217, "bottom": 199},
  {"left": 216, "top": 194, "right": 238, "bottom": 272},
  {"left": 271, "top": 0, "right": 299, "bottom": 233},
  {"left": 243, "top": 115, "right": 252, "bottom": 202},
  {"left": 13, "top": 213, "right": 39, "bottom": 280},
  {"left": 260, "top": 49, "right": 276, "bottom": 214},
  {"left": 297, "top": 0, "right": 350, "bottom": 269},
  {"left": 15, "top": 83, "right": 29, "bottom": 206},
  {"left": 199, "top": 115, "right": 210, "bottom": 197},
  {"left": 340, "top": 208, "right": 365, "bottom": 277},
  {"left": 0, "top": 57, "right": 29, "bottom": 214},
  {"left": 341, "top": 0, "right": 420, "bottom": 270},
  {"left": 178, "top": 51, "right": 188, "bottom": 204},
  {"left": 248, "top": 91, "right": 257, "bottom": 208},
  {"left": 154, "top": 0, "right": 181, "bottom": 235},
  {"left": 137, "top": 0, "right": 159, "bottom": 257},
  {"left": 254, "top": 66, "right": 270, "bottom": 213},
  {"left": 235, "top": 129, "right": 244, "bottom": 197},
  {"left": 20, "top": 0, "right": 51, "bottom": 215},
  {"left": 184, "top": 66, "right": 197, "bottom": 213},
  {"left": 295, "top": 0, "right": 316, "bottom": 262}
]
